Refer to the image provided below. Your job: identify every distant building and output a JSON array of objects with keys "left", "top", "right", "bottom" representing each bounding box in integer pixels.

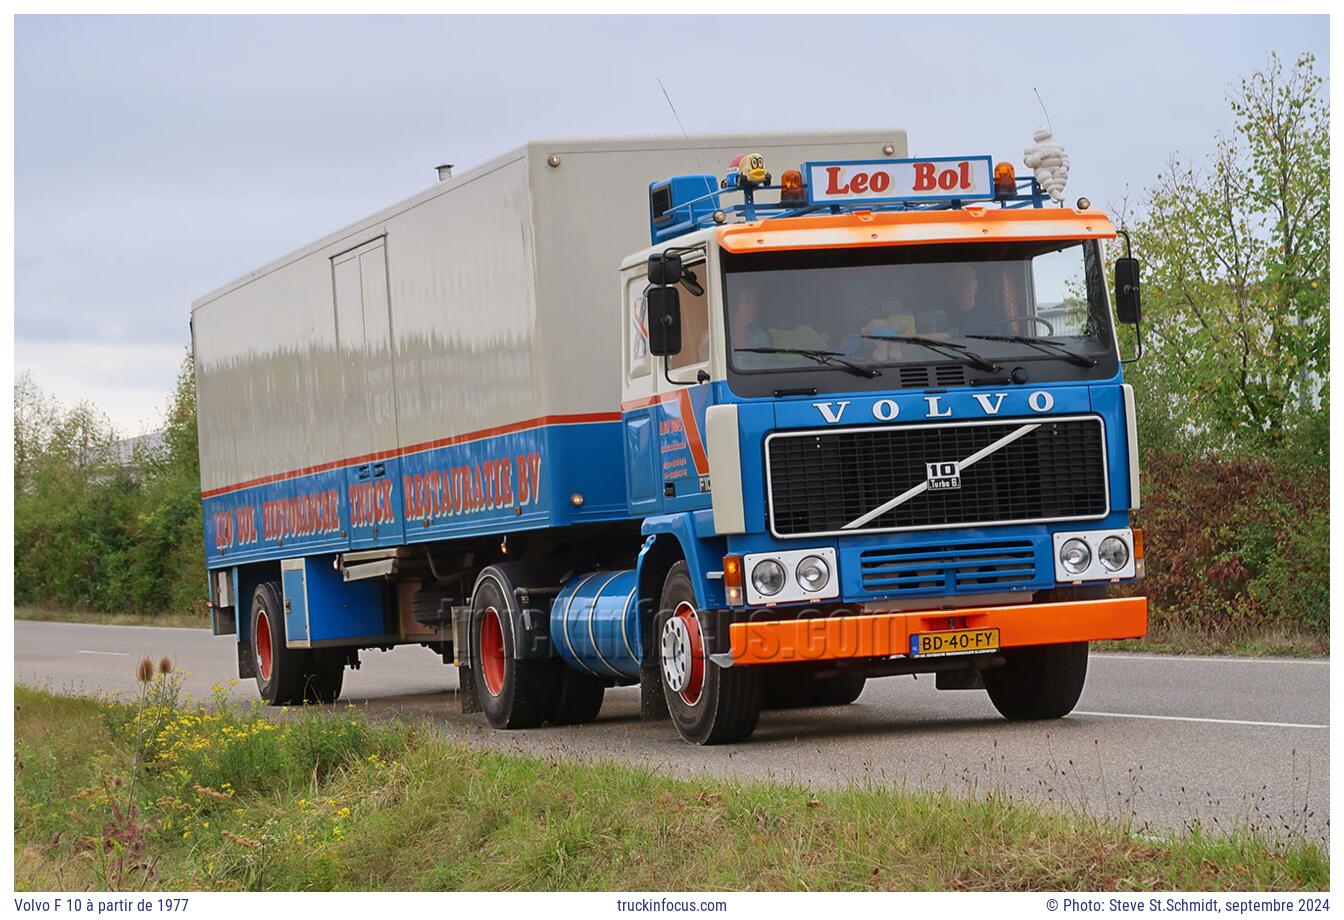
[
  {"left": 113, "top": 431, "right": 166, "bottom": 469},
  {"left": 1036, "top": 300, "right": 1087, "bottom": 337}
]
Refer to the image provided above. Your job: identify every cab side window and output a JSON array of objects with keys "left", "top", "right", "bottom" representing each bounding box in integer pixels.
[
  {"left": 670, "top": 262, "right": 710, "bottom": 371},
  {"left": 627, "top": 277, "right": 650, "bottom": 379}
]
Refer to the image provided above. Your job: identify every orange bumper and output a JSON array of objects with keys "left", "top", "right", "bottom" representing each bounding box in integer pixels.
[{"left": 723, "top": 597, "right": 1147, "bottom": 667}]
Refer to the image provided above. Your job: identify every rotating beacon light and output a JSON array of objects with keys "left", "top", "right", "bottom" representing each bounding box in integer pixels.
[{"left": 779, "top": 168, "right": 806, "bottom": 206}]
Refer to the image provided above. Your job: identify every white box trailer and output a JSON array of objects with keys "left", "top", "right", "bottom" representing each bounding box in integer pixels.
[{"left": 193, "top": 130, "right": 908, "bottom": 565}]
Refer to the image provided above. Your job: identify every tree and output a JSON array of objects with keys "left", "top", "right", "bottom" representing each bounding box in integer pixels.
[{"left": 1124, "top": 52, "right": 1328, "bottom": 457}]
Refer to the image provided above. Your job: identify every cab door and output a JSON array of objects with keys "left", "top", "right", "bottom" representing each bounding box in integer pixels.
[
  {"left": 650, "top": 257, "right": 714, "bottom": 512},
  {"left": 332, "top": 238, "right": 405, "bottom": 549},
  {"left": 621, "top": 270, "right": 660, "bottom": 516}
]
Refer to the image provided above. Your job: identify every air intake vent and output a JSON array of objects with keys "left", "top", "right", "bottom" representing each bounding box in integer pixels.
[
  {"left": 933, "top": 364, "right": 968, "bottom": 387},
  {"left": 859, "top": 540, "right": 1038, "bottom": 594}
]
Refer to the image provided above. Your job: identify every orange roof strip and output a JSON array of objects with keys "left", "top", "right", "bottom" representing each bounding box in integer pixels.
[
  {"left": 727, "top": 596, "right": 1146, "bottom": 666},
  {"left": 717, "top": 206, "right": 1116, "bottom": 254}
]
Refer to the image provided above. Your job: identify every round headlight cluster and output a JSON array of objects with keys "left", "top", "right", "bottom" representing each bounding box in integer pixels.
[
  {"left": 1059, "top": 538, "right": 1091, "bottom": 575},
  {"left": 1098, "top": 536, "right": 1130, "bottom": 571},
  {"left": 750, "top": 559, "right": 786, "bottom": 597},
  {"left": 795, "top": 555, "right": 830, "bottom": 593}
]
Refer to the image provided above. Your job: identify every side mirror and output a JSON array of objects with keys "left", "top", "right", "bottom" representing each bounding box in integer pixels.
[
  {"left": 1114, "top": 257, "right": 1142, "bottom": 324},
  {"left": 648, "top": 252, "right": 683, "bottom": 287},
  {"left": 646, "top": 286, "right": 682, "bottom": 357}
]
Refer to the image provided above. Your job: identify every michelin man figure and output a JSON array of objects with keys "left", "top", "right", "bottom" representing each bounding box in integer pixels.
[{"left": 1023, "top": 127, "right": 1069, "bottom": 204}]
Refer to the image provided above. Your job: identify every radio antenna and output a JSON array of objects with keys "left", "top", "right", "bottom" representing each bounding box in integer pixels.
[
  {"left": 1032, "top": 86, "right": 1054, "bottom": 135},
  {"left": 657, "top": 77, "right": 705, "bottom": 174}
]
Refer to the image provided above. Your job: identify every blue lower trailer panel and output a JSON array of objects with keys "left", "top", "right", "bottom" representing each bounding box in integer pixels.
[{"left": 280, "top": 556, "right": 392, "bottom": 648}]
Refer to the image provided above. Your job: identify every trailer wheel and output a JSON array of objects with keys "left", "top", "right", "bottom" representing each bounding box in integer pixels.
[
  {"left": 548, "top": 667, "right": 606, "bottom": 726},
  {"left": 251, "top": 581, "right": 343, "bottom": 705},
  {"left": 470, "top": 575, "right": 553, "bottom": 730},
  {"left": 656, "top": 562, "right": 761, "bottom": 745},
  {"left": 764, "top": 665, "right": 866, "bottom": 709},
  {"left": 984, "top": 641, "right": 1089, "bottom": 720}
]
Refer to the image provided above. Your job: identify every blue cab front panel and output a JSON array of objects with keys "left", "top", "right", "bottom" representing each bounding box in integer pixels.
[
  {"left": 720, "top": 377, "right": 1137, "bottom": 609},
  {"left": 279, "top": 555, "right": 388, "bottom": 648}
]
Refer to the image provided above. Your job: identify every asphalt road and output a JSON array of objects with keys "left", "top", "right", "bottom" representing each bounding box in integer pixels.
[{"left": 14, "top": 620, "right": 1329, "bottom": 841}]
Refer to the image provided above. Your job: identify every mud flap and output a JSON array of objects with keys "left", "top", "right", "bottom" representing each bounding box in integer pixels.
[{"left": 237, "top": 640, "right": 256, "bottom": 680}]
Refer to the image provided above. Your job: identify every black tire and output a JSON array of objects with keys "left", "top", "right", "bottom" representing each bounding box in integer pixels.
[
  {"left": 548, "top": 666, "right": 606, "bottom": 726},
  {"left": 471, "top": 572, "right": 555, "bottom": 730},
  {"left": 303, "top": 650, "right": 345, "bottom": 704},
  {"left": 250, "top": 581, "right": 344, "bottom": 705},
  {"left": 984, "top": 641, "right": 1089, "bottom": 720},
  {"left": 764, "top": 664, "right": 866, "bottom": 709},
  {"left": 657, "top": 562, "right": 761, "bottom": 745}
]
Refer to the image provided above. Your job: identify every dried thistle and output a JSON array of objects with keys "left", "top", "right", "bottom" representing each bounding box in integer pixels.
[
  {"left": 158, "top": 656, "right": 173, "bottom": 675},
  {"left": 136, "top": 657, "right": 154, "bottom": 683}
]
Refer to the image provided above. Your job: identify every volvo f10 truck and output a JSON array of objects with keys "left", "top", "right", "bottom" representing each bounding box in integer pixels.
[{"left": 193, "top": 129, "right": 1148, "bottom": 744}]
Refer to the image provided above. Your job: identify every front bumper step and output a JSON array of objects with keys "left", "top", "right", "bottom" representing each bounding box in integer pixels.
[{"left": 713, "top": 596, "right": 1147, "bottom": 667}]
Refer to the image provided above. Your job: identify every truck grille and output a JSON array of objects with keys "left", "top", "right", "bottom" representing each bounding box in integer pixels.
[
  {"left": 767, "top": 416, "right": 1108, "bottom": 537},
  {"left": 859, "top": 540, "right": 1037, "bottom": 594}
]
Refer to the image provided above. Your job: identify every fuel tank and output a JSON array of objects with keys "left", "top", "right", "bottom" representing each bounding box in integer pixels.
[{"left": 550, "top": 570, "right": 641, "bottom": 679}]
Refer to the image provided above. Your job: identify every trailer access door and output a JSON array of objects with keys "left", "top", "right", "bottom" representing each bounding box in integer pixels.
[{"left": 331, "top": 238, "right": 405, "bottom": 549}]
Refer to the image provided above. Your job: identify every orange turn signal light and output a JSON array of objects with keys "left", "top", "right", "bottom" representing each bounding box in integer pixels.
[
  {"left": 993, "top": 161, "right": 1016, "bottom": 199},
  {"left": 723, "top": 554, "right": 743, "bottom": 588},
  {"left": 1132, "top": 529, "right": 1145, "bottom": 559}
]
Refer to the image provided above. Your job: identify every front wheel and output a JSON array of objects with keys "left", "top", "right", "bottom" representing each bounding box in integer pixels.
[
  {"left": 657, "top": 562, "right": 762, "bottom": 745},
  {"left": 984, "top": 641, "right": 1088, "bottom": 720}
]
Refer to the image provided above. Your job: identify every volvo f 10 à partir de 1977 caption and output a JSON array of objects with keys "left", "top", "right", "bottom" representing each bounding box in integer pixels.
[{"left": 192, "top": 129, "right": 1148, "bottom": 744}]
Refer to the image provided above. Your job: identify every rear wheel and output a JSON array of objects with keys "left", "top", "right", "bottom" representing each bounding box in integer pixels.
[
  {"left": 471, "top": 574, "right": 554, "bottom": 729},
  {"left": 548, "top": 667, "right": 606, "bottom": 726},
  {"left": 657, "top": 562, "right": 761, "bottom": 745},
  {"left": 251, "top": 581, "right": 344, "bottom": 705},
  {"left": 984, "top": 641, "right": 1089, "bottom": 720}
]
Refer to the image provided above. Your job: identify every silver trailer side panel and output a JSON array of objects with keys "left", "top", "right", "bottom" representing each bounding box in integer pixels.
[{"left": 193, "top": 130, "right": 907, "bottom": 560}]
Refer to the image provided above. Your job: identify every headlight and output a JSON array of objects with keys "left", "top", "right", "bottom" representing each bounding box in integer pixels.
[
  {"left": 750, "top": 559, "right": 786, "bottom": 597},
  {"left": 795, "top": 555, "right": 830, "bottom": 593},
  {"left": 1059, "top": 538, "right": 1091, "bottom": 575},
  {"left": 1098, "top": 536, "right": 1130, "bottom": 572}
]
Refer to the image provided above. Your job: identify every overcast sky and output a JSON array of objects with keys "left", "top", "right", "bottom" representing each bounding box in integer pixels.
[{"left": 15, "top": 14, "right": 1328, "bottom": 434}]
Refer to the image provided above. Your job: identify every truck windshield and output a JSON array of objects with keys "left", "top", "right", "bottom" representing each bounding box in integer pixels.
[{"left": 722, "top": 239, "right": 1116, "bottom": 390}]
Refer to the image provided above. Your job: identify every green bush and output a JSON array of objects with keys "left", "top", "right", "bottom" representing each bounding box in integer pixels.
[{"left": 1118, "top": 450, "right": 1328, "bottom": 639}]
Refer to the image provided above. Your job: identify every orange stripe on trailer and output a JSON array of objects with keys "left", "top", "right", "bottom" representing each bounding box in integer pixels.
[
  {"left": 717, "top": 206, "right": 1115, "bottom": 255},
  {"left": 726, "top": 596, "right": 1147, "bottom": 667}
]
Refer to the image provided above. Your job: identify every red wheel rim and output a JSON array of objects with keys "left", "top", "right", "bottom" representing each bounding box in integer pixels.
[
  {"left": 674, "top": 601, "right": 705, "bottom": 706},
  {"left": 480, "top": 606, "right": 506, "bottom": 697},
  {"left": 255, "top": 608, "right": 273, "bottom": 682}
]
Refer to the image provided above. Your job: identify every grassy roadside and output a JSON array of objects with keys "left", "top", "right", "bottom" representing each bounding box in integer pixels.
[
  {"left": 16, "top": 606, "right": 210, "bottom": 630},
  {"left": 14, "top": 685, "right": 1326, "bottom": 892},
  {"left": 1095, "top": 622, "right": 1328, "bottom": 658}
]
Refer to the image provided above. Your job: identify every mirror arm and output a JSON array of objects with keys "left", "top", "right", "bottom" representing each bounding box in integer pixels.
[{"left": 662, "top": 355, "right": 707, "bottom": 387}]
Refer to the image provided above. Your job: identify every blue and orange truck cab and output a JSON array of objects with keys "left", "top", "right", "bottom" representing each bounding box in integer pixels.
[{"left": 606, "top": 153, "right": 1147, "bottom": 743}]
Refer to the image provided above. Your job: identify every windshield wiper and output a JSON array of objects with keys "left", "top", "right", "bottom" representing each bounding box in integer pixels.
[
  {"left": 963, "top": 334, "right": 1099, "bottom": 368},
  {"left": 860, "top": 334, "right": 1000, "bottom": 373},
  {"left": 734, "top": 347, "right": 881, "bottom": 379}
]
